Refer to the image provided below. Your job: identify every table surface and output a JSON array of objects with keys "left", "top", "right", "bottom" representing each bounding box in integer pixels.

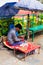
[
  {"left": 14, "top": 42, "right": 40, "bottom": 54},
  {"left": 4, "top": 41, "right": 40, "bottom": 54}
]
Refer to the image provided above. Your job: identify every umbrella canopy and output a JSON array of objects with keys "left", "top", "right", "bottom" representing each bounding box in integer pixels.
[
  {"left": 0, "top": 0, "right": 18, "bottom": 7},
  {"left": 0, "top": 2, "right": 19, "bottom": 18},
  {"left": 14, "top": 0, "right": 43, "bottom": 11}
]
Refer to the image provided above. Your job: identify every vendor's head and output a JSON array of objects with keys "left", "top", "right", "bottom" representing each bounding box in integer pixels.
[{"left": 15, "top": 24, "right": 22, "bottom": 31}]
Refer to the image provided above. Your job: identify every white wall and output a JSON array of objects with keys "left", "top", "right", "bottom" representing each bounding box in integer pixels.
[{"left": 0, "top": 0, "right": 18, "bottom": 7}]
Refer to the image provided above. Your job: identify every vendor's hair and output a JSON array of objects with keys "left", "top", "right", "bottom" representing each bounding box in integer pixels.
[{"left": 15, "top": 24, "right": 22, "bottom": 29}]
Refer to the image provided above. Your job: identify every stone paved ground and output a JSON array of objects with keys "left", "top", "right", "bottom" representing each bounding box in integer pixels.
[
  {"left": 0, "top": 49, "right": 43, "bottom": 65},
  {"left": 0, "top": 33, "right": 43, "bottom": 65}
]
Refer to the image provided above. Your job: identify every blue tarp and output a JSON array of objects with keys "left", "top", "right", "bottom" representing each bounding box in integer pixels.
[
  {"left": 14, "top": 0, "right": 43, "bottom": 11},
  {"left": 0, "top": 2, "right": 19, "bottom": 18}
]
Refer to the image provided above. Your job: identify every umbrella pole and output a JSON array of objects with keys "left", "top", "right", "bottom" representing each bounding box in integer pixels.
[{"left": 26, "top": 14, "right": 30, "bottom": 40}]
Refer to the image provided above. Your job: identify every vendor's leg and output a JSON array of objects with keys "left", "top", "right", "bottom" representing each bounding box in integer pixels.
[{"left": 12, "top": 41, "right": 23, "bottom": 46}]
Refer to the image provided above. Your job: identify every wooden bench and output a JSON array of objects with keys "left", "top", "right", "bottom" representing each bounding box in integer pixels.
[{"left": 29, "top": 25, "right": 43, "bottom": 41}]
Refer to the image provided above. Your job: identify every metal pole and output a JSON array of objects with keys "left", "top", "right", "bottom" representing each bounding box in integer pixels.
[{"left": 26, "top": 14, "right": 30, "bottom": 40}]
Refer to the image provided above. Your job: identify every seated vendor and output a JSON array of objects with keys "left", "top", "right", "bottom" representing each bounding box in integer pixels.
[{"left": 7, "top": 24, "right": 24, "bottom": 46}]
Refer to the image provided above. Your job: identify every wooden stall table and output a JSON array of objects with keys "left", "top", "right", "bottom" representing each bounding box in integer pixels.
[{"left": 3, "top": 40, "right": 40, "bottom": 60}]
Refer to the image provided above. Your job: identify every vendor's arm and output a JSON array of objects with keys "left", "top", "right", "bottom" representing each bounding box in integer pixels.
[{"left": 12, "top": 31, "right": 21, "bottom": 42}]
